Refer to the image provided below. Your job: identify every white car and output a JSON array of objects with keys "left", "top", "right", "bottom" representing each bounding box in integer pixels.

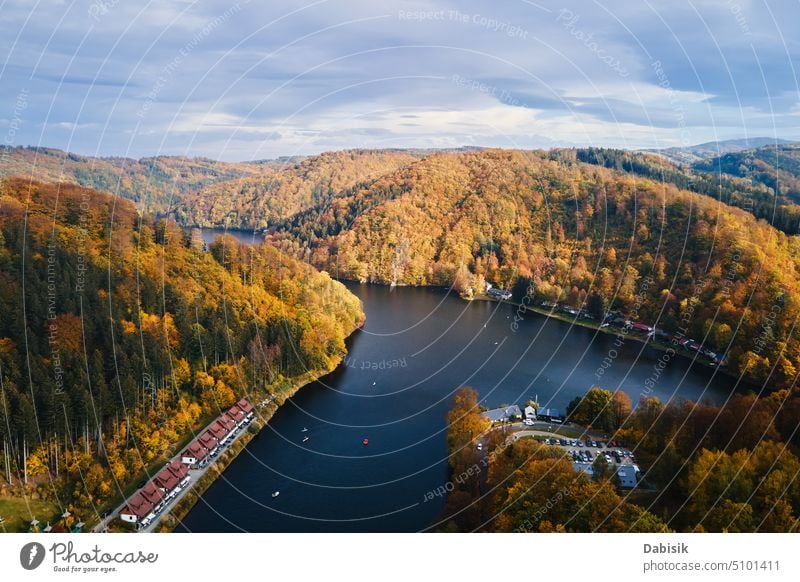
[{"left": 523, "top": 419, "right": 534, "bottom": 426}]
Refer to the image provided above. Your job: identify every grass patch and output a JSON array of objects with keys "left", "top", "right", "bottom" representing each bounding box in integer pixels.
[{"left": 0, "top": 496, "right": 59, "bottom": 532}]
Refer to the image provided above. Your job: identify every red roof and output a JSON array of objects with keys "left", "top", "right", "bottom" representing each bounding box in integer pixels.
[
  {"left": 154, "top": 460, "right": 188, "bottom": 492},
  {"left": 225, "top": 409, "right": 242, "bottom": 424},
  {"left": 183, "top": 440, "right": 208, "bottom": 462},
  {"left": 218, "top": 416, "right": 236, "bottom": 433},
  {"left": 207, "top": 422, "right": 228, "bottom": 439},
  {"left": 236, "top": 399, "right": 254, "bottom": 414},
  {"left": 155, "top": 468, "right": 180, "bottom": 492},
  {"left": 166, "top": 459, "right": 189, "bottom": 479},
  {"left": 122, "top": 492, "right": 155, "bottom": 519},
  {"left": 139, "top": 481, "right": 165, "bottom": 504},
  {"left": 199, "top": 432, "right": 218, "bottom": 449}
]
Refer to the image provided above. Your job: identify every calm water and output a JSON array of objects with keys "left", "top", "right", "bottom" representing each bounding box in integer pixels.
[
  {"left": 178, "top": 283, "right": 742, "bottom": 532},
  {"left": 198, "top": 227, "right": 264, "bottom": 246}
]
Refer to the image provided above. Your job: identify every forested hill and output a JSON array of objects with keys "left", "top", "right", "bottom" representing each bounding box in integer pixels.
[
  {"left": 0, "top": 146, "right": 265, "bottom": 214},
  {"left": 172, "top": 149, "right": 422, "bottom": 229},
  {"left": 560, "top": 147, "right": 800, "bottom": 235},
  {"left": 693, "top": 144, "right": 800, "bottom": 203},
  {"left": 267, "top": 148, "right": 800, "bottom": 389},
  {"left": 0, "top": 177, "right": 363, "bottom": 515}
]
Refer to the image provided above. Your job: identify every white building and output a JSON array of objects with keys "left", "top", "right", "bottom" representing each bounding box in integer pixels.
[{"left": 616, "top": 465, "right": 640, "bottom": 488}]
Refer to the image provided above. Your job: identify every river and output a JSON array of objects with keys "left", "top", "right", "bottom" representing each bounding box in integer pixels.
[{"left": 177, "top": 281, "right": 741, "bottom": 532}]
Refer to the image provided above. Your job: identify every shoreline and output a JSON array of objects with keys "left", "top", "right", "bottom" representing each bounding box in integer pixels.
[
  {"left": 469, "top": 293, "right": 747, "bottom": 385},
  {"left": 156, "top": 316, "right": 365, "bottom": 532},
  {"left": 145, "top": 281, "right": 742, "bottom": 531}
]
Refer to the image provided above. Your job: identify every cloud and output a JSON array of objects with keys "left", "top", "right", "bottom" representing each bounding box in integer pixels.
[{"left": 0, "top": 0, "right": 797, "bottom": 160}]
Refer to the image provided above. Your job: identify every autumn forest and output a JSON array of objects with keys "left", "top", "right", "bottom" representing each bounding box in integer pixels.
[{"left": 1, "top": 142, "right": 800, "bottom": 533}]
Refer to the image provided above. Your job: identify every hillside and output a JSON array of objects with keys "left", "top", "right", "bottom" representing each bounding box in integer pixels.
[
  {"left": 0, "top": 146, "right": 264, "bottom": 214},
  {"left": 0, "top": 177, "right": 363, "bottom": 523},
  {"left": 649, "top": 137, "right": 794, "bottom": 164},
  {"left": 560, "top": 147, "right": 800, "bottom": 235},
  {"left": 693, "top": 144, "right": 800, "bottom": 203},
  {"left": 172, "top": 149, "right": 422, "bottom": 229},
  {"left": 266, "top": 148, "right": 800, "bottom": 388}
]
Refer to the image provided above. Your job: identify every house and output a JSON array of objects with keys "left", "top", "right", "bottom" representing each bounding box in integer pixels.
[
  {"left": 524, "top": 405, "right": 537, "bottom": 420},
  {"left": 616, "top": 465, "right": 639, "bottom": 488},
  {"left": 487, "top": 287, "right": 512, "bottom": 300},
  {"left": 226, "top": 406, "right": 247, "bottom": 427},
  {"left": 207, "top": 421, "right": 228, "bottom": 440},
  {"left": 198, "top": 431, "right": 219, "bottom": 455},
  {"left": 482, "top": 405, "right": 522, "bottom": 423},
  {"left": 536, "top": 407, "right": 562, "bottom": 422},
  {"left": 155, "top": 460, "right": 190, "bottom": 495},
  {"left": 119, "top": 496, "right": 153, "bottom": 524},
  {"left": 218, "top": 416, "right": 237, "bottom": 437},
  {"left": 139, "top": 481, "right": 165, "bottom": 508},
  {"left": 181, "top": 440, "right": 208, "bottom": 466},
  {"left": 236, "top": 398, "right": 254, "bottom": 419}
]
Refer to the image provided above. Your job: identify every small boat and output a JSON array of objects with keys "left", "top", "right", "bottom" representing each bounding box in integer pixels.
[
  {"left": 302, "top": 436, "right": 309, "bottom": 443},
  {"left": 372, "top": 381, "right": 376, "bottom": 386},
  {"left": 362, "top": 438, "right": 369, "bottom": 446},
  {"left": 301, "top": 427, "right": 308, "bottom": 433},
  {"left": 272, "top": 491, "right": 280, "bottom": 498}
]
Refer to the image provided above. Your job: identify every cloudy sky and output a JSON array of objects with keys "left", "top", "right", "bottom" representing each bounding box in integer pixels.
[{"left": 1, "top": 0, "right": 798, "bottom": 160}]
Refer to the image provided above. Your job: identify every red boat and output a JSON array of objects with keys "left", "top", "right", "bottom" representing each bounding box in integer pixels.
[{"left": 362, "top": 438, "right": 369, "bottom": 446}]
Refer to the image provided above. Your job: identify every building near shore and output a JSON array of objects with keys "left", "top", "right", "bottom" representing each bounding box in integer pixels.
[{"left": 482, "top": 405, "right": 522, "bottom": 422}]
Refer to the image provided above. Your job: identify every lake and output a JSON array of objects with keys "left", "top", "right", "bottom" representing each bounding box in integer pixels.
[
  {"left": 198, "top": 227, "right": 265, "bottom": 246},
  {"left": 177, "top": 282, "right": 742, "bottom": 532}
]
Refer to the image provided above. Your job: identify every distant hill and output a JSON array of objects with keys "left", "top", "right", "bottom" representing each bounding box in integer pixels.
[
  {"left": 0, "top": 146, "right": 265, "bottom": 214},
  {"left": 551, "top": 147, "right": 800, "bottom": 235},
  {"left": 693, "top": 144, "right": 800, "bottom": 203},
  {"left": 649, "top": 137, "right": 795, "bottom": 165},
  {"left": 173, "top": 149, "right": 422, "bottom": 229}
]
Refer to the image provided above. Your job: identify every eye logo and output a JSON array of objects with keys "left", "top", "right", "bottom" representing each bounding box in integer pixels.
[{"left": 20, "top": 542, "right": 46, "bottom": 570}]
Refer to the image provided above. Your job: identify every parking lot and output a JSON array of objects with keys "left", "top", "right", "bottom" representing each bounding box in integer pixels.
[{"left": 510, "top": 430, "right": 638, "bottom": 466}]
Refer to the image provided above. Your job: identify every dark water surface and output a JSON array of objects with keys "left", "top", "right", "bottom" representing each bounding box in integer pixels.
[{"left": 178, "top": 283, "right": 739, "bottom": 532}]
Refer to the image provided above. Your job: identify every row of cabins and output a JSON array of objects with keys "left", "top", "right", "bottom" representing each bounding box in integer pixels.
[
  {"left": 603, "top": 313, "right": 725, "bottom": 366},
  {"left": 180, "top": 398, "right": 254, "bottom": 467},
  {"left": 119, "top": 460, "right": 190, "bottom": 527},
  {"left": 120, "top": 398, "right": 254, "bottom": 527}
]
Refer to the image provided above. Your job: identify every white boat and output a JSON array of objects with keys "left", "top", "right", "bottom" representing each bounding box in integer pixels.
[
  {"left": 302, "top": 436, "right": 309, "bottom": 443},
  {"left": 301, "top": 427, "right": 308, "bottom": 432},
  {"left": 272, "top": 491, "right": 280, "bottom": 498}
]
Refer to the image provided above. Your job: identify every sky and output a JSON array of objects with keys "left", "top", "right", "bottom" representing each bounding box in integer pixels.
[{"left": 1, "top": 0, "right": 798, "bottom": 161}]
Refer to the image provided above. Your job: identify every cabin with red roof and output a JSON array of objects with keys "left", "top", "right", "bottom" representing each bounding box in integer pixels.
[
  {"left": 181, "top": 440, "right": 209, "bottom": 466},
  {"left": 236, "top": 399, "right": 254, "bottom": 420},
  {"left": 120, "top": 491, "right": 156, "bottom": 524},
  {"left": 218, "top": 416, "right": 236, "bottom": 435}
]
